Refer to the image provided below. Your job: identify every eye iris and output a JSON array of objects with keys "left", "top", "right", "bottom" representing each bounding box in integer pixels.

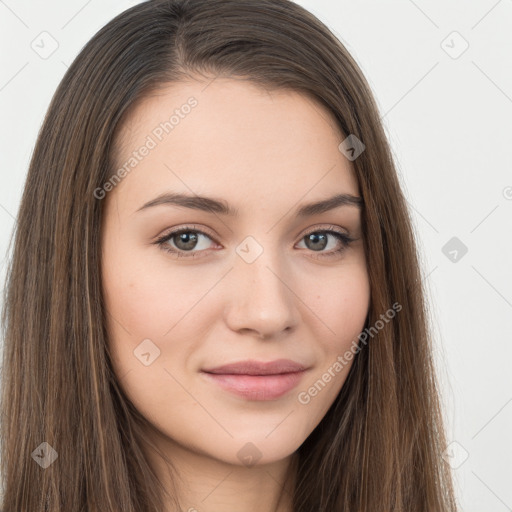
[
  {"left": 165, "top": 230, "right": 339, "bottom": 254},
  {"left": 175, "top": 232, "right": 199, "bottom": 250},
  {"left": 305, "top": 232, "right": 327, "bottom": 251}
]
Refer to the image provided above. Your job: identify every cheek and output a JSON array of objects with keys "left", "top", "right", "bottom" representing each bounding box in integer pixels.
[
  {"left": 101, "top": 245, "right": 228, "bottom": 390},
  {"left": 102, "top": 244, "right": 219, "bottom": 339},
  {"left": 304, "top": 261, "right": 369, "bottom": 385},
  {"left": 294, "top": 265, "right": 369, "bottom": 431},
  {"left": 316, "top": 261, "right": 370, "bottom": 345}
]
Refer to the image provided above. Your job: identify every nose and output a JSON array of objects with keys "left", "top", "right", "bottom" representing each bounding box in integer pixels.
[{"left": 223, "top": 249, "right": 300, "bottom": 340}]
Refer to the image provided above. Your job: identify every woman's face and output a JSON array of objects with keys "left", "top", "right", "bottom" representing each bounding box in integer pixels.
[{"left": 101, "top": 77, "right": 370, "bottom": 467}]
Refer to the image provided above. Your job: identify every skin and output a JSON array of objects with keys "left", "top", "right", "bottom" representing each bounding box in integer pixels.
[{"left": 101, "top": 76, "right": 370, "bottom": 512}]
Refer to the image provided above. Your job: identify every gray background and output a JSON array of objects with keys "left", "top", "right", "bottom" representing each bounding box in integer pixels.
[{"left": 1, "top": 1, "right": 511, "bottom": 510}]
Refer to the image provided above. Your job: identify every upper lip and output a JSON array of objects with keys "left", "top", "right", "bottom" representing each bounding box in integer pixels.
[{"left": 202, "top": 359, "right": 307, "bottom": 376}]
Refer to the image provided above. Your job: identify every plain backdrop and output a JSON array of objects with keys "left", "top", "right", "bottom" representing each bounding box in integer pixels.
[{"left": 1, "top": 1, "right": 511, "bottom": 510}]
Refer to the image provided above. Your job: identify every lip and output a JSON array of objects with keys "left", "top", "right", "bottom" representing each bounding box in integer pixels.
[
  {"left": 203, "top": 359, "right": 306, "bottom": 375},
  {"left": 201, "top": 359, "right": 308, "bottom": 401}
]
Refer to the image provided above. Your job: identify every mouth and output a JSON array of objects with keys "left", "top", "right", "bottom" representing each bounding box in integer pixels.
[{"left": 201, "top": 359, "right": 308, "bottom": 401}]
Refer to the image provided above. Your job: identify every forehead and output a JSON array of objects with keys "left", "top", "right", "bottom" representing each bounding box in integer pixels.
[{"left": 109, "top": 78, "right": 359, "bottom": 215}]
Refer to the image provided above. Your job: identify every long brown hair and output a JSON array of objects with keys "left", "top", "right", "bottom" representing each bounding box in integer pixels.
[{"left": 1, "top": 0, "right": 458, "bottom": 510}]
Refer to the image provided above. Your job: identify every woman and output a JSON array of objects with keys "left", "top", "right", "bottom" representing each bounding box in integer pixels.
[{"left": 0, "top": 0, "right": 458, "bottom": 510}]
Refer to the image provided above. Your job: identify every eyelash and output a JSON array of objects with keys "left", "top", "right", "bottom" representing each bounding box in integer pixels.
[{"left": 153, "top": 224, "right": 356, "bottom": 260}]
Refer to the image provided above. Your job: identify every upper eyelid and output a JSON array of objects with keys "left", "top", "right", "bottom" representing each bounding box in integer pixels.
[
  {"left": 155, "top": 224, "right": 354, "bottom": 254},
  {"left": 158, "top": 223, "right": 350, "bottom": 242}
]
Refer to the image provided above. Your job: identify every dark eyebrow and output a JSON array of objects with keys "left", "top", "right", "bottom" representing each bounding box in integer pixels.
[{"left": 136, "top": 192, "right": 363, "bottom": 217}]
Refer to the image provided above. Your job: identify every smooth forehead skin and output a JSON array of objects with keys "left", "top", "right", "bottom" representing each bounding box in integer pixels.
[
  {"left": 109, "top": 77, "right": 362, "bottom": 233},
  {"left": 100, "top": 77, "right": 370, "bottom": 507}
]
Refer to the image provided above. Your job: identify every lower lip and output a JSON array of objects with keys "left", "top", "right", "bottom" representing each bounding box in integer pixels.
[{"left": 201, "top": 371, "right": 306, "bottom": 400}]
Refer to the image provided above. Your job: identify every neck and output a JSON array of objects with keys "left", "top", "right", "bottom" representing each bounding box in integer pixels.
[{"left": 144, "top": 427, "right": 298, "bottom": 512}]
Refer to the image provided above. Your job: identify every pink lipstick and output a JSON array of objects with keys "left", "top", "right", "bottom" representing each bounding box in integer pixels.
[{"left": 201, "top": 359, "right": 308, "bottom": 401}]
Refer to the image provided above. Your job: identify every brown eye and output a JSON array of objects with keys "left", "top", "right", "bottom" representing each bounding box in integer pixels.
[
  {"left": 171, "top": 231, "right": 201, "bottom": 251},
  {"left": 297, "top": 228, "right": 356, "bottom": 259},
  {"left": 154, "top": 226, "right": 217, "bottom": 259},
  {"left": 154, "top": 225, "right": 356, "bottom": 260}
]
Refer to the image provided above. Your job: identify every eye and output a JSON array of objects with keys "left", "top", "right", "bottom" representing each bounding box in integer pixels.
[
  {"left": 154, "top": 225, "right": 217, "bottom": 259},
  {"left": 296, "top": 225, "right": 356, "bottom": 259},
  {"left": 154, "top": 224, "right": 357, "bottom": 260}
]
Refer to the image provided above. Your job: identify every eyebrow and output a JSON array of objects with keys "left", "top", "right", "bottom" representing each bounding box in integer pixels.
[{"left": 136, "top": 191, "right": 363, "bottom": 217}]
